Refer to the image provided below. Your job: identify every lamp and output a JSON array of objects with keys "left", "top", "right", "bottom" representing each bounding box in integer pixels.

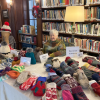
[
  {"left": 6, "top": 0, "right": 12, "bottom": 6},
  {"left": 64, "top": 6, "right": 84, "bottom": 45}
]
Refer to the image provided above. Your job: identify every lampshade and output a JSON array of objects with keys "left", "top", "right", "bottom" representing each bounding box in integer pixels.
[{"left": 64, "top": 6, "right": 84, "bottom": 22}]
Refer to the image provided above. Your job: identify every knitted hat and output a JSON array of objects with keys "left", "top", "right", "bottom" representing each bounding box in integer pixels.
[
  {"left": 0, "top": 22, "right": 11, "bottom": 33},
  {"left": 0, "top": 41, "right": 10, "bottom": 54},
  {"left": 6, "top": 70, "right": 20, "bottom": 79},
  {"left": 92, "top": 73, "right": 100, "bottom": 83},
  {"left": 65, "top": 57, "right": 71, "bottom": 62}
]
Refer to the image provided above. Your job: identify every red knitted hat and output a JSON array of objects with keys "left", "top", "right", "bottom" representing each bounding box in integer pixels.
[
  {"left": 0, "top": 22, "right": 11, "bottom": 33},
  {"left": 65, "top": 57, "right": 71, "bottom": 62}
]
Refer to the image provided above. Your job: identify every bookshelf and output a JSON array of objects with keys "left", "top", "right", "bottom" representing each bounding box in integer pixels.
[
  {"left": 18, "top": 33, "right": 37, "bottom": 49},
  {"left": 41, "top": 0, "right": 100, "bottom": 55}
]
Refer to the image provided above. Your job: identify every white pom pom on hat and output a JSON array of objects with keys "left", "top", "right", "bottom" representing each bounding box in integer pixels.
[{"left": 0, "top": 22, "right": 11, "bottom": 33}]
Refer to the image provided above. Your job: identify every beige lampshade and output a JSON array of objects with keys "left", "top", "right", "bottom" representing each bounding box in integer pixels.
[{"left": 64, "top": 6, "right": 84, "bottom": 22}]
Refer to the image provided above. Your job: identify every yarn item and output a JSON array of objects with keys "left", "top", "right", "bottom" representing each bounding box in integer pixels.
[
  {"left": 71, "top": 86, "right": 89, "bottom": 100},
  {"left": 20, "top": 76, "right": 38, "bottom": 90},
  {"left": 31, "top": 77, "right": 46, "bottom": 96},
  {"left": 6, "top": 70, "right": 20, "bottom": 79}
]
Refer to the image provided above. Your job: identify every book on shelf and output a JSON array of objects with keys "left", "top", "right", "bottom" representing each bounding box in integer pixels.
[
  {"left": 21, "top": 25, "right": 35, "bottom": 35},
  {"left": 41, "top": 0, "right": 84, "bottom": 8},
  {"left": 42, "top": 22, "right": 100, "bottom": 36},
  {"left": 42, "top": 10, "right": 66, "bottom": 20},
  {"left": 85, "top": 0, "right": 100, "bottom": 5}
]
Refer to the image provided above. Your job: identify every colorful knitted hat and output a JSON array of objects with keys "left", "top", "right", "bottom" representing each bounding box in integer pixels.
[
  {"left": 6, "top": 70, "right": 20, "bottom": 79},
  {"left": 0, "top": 22, "right": 11, "bottom": 33}
]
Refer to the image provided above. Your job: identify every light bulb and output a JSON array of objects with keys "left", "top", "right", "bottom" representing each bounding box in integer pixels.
[
  {"left": 6, "top": 0, "right": 10, "bottom": 3},
  {"left": 6, "top": 0, "right": 12, "bottom": 5}
]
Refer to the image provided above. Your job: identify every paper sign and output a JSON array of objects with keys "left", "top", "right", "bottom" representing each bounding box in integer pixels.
[
  {"left": 11, "top": 50, "right": 18, "bottom": 56},
  {"left": 77, "top": 52, "right": 83, "bottom": 57},
  {"left": 66, "top": 46, "right": 79, "bottom": 57},
  {"left": 39, "top": 53, "right": 48, "bottom": 63},
  {"left": 20, "top": 57, "right": 31, "bottom": 66}
]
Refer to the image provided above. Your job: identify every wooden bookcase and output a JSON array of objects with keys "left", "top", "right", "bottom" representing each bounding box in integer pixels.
[
  {"left": 41, "top": 1, "right": 100, "bottom": 55},
  {"left": 18, "top": 33, "right": 37, "bottom": 49}
]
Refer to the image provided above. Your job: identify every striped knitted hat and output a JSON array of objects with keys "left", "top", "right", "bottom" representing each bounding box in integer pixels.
[{"left": 0, "top": 22, "right": 11, "bottom": 33}]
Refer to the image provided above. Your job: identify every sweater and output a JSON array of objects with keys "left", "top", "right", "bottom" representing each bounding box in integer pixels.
[{"left": 43, "top": 38, "right": 66, "bottom": 57}]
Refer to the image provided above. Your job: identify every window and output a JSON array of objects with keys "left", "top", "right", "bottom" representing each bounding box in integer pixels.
[{"left": 23, "top": 0, "right": 37, "bottom": 34}]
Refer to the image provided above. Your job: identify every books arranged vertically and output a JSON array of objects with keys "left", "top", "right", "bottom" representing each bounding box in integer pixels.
[
  {"left": 19, "top": 35, "right": 37, "bottom": 45},
  {"left": 42, "top": 0, "right": 84, "bottom": 8},
  {"left": 84, "top": 7, "right": 100, "bottom": 21},
  {"left": 42, "top": 10, "right": 66, "bottom": 20},
  {"left": 85, "top": 0, "right": 100, "bottom": 5},
  {"left": 42, "top": 22, "right": 100, "bottom": 36},
  {"left": 74, "top": 38, "right": 100, "bottom": 53},
  {"left": 19, "top": 25, "right": 35, "bottom": 35}
]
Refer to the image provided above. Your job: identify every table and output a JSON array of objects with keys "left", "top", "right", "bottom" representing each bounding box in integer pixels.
[{"left": 0, "top": 54, "right": 100, "bottom": 100}]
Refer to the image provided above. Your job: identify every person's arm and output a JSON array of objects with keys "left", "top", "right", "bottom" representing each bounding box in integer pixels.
[{"left": 49, "top": 41, "right": 66, "bottom": 57}]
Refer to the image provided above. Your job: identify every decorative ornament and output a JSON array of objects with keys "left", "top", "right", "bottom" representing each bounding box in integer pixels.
[{"left": 32, "top": 2, "right": 41, "bottom": 18}]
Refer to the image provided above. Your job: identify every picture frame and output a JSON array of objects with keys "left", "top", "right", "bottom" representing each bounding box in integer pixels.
[
  {"left": 26, "top": 37, "right": 31, "bottom": 43},
  {"left": 2, "top": 9, "right": 9, "bottom": 18}
]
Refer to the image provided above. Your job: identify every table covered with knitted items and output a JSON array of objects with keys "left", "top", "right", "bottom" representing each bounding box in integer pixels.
[
  {"left": 82, "top": 56, "right": 100, "bottom": 68},
  {"left": 1, "top": 54, "right": 100, "bottom": 100},
  {"left": 42, "top": 38, "right": 66, "bottom": 57}
]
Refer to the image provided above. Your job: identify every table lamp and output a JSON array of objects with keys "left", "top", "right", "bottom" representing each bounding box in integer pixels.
[{"left": 64, "top": 6, "right": 84, "bottom": 45}]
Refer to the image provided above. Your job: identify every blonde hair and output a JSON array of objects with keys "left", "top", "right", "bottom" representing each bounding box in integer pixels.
[{"left": 49, "top": 29, "right": 59, "bottom": 35}]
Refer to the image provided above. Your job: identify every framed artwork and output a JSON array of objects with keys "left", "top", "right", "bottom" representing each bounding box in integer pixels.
[{"left": 2, "top": 9, "right": 9, "bottom": 18}]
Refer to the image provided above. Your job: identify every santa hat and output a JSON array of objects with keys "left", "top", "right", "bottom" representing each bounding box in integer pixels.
[{"left": 0, "top": 22, "right": 11, "bottom": 33}]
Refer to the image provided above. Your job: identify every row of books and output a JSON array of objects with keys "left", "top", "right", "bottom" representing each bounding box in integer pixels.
[
  {"left": 42, "top": 0, "right": 84, "bottom": 7},
  {"left": 42, "top": 10, "right": 66, "bottom": 20},
  {"left": 42, "top": 34, "right": 100, "bottom": 52},
  {"left": 42, "top": 22, "right": 100, "bottom": 36},
  {"left": 86, "top": 0, "right": 100, "bottom": 5},
  {"left": 20, "top": 35, "right": 36, "bottom": 44},
  {"left": 74, "top": 38, "right": 100, "bottom": 52},
  {"left": 20, "top": 25, "right": 35, "bottom": 34},
  {"left": 85, "top": 7, "right": 100, "bottom": 20}
]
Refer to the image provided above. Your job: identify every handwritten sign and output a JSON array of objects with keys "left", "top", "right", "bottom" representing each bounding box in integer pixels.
[
  {"left": 66, "top": 46, "right": 79, "bottom": 57},
  {"left": 77, "top": 52, "right": 83, "bottom": 57},
  {"left": 39, "top": 53, "right": 48, "bottom": 63},
  {"left": 20, "top": 57, "right": 31, "bottom": 66}
]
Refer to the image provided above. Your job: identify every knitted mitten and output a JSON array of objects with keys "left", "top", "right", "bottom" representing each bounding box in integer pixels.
[
  {"left": 61, "top": 84, "right": 74, "bottom": 100},
  {"left": 74, "top": 69, "right": 89, "bottom": 89},
  {"left": 83, "top": 63, "right": 100, "bottom": 73},
  {"left": 20, "top": 76, "right": 38, "bottom": 90},
  {"left": 71, "top": 86, "right": 89, "bottom": 100},
  {"left": 44, "top": 57, "right": 53, "bottom": 66},
  {"left": 62, "top": 74, "right": 78, "bottom": 89},
  {"left": 41, "top": 82, "right": 57, "bottom": 100},
  {"left": 92, "top": 73, "right": 100, "bottom": 84},
  {"left": 81, "top": 66, "right": 98, "bottom": 80},
  {"left": 31, "top": 77, "right": 46, "bottom": 96},
  {"left": 83, "top": 56, "right": 100, "bottom": 68},
  {"left": 89, "top": 80, "right": 100, "bottom": 96},
  {"left": 60, "top": 61, "right": 74, "bottom": 76},
  {"left": 65, "top": 57, "right": 79, "bottom": 72},
  {"left": 48, "top": 74, "right": 66, "bottom": 90}
]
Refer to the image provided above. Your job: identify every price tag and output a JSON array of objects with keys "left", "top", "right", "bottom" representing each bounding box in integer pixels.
[
  {"left": 39, "top": 53, "right": 48, "bottom": 63},
  {"left": 66, "top": 46, "right": 79, "bottom": 57}
]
